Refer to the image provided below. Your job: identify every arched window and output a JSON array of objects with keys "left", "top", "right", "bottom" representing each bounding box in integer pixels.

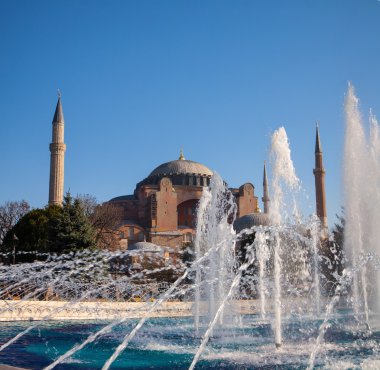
[{"left": 177, "top": 199, "right": 199, "bottom": 228}]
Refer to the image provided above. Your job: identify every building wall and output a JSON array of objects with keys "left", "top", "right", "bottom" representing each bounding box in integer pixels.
[
  {"left": 137, "top": 185, "right": 158, "bottom": 228},
  {"left": 237, "top": 183, "right": 257, "bottom": 218},
  {"left": 150, "top": 233, "right": 183, "bottom": 249},
  {"left": 111, "top": 200, "right": 140, "bottom": 222},
  {"left": 177, "top": 199, "right": 198, "bottom": 228},
  {"left": 155, "top": 178, "right": 178, "bottom": 231},
  {"left": 118, "top": 224, "right": 145, "bottom": 243},
  {"left": 111, "top": 176, "right": 261, "bottom": 251},
  {"left": 175, "top": 186, "right": 204, "bottom": 205}
]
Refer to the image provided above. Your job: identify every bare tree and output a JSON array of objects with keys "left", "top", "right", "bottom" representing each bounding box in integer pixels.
[
  {"left": 90, "top": 202, "right": 123, "bottom": 250},
  {"left": 76, "top": 195, "right": 123, "bottom": 250},
  {"left": 75, "top": 194, "right": 98, "bottom": 217},
  {"left": 0, "top": 200, "right": 30, "bottom": 245}
]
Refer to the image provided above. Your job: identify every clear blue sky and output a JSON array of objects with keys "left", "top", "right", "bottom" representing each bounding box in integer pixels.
[{"left": 1, "top": 0, "right": 380, "bottom": 228}]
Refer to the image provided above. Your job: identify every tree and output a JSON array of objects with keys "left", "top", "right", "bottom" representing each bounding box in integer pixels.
[
  {"left": 75, "top": 193, "right": 98, "bottom": 218},
  {"left": 90, "top": 202, "right": 123, "bottom": 249},
  {"left": 332, "top": 207, "right": 345, "bottom": 251},
  {"left": 48, "top": 193, "right": 95, "bottom": 253},
  {"left": 1, "top": 206, "right": 61, "bottom": 263},
  {"left": 320, "top": 208, "right": 345, "bottom": 295},
  {"left": 0, "top": 200, "right": 30, "bottom": 245},
  {"left": 2, "top": 207, "right": 55, "bottom": 252},
  {"left": 76, "top": 194, "right": 123, "bottom": 250}
]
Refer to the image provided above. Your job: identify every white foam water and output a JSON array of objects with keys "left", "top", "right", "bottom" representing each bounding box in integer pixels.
[{"left": 344, "top": 83, "right": 380, "bottom": 324}]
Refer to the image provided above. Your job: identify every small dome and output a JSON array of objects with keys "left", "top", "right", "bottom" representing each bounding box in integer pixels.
[
  {"left": 148, "top": 159, "right": 213, "bottom": 178},
  {"left": 128, "top": 242, "right": 162, "bottom": 252},
  {"left": 234, "top": 213, "right": 271, "bottom": 233}
]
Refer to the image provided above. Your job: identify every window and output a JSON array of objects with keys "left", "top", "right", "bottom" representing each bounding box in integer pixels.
[{"left": 183, "top": 232, "right": 193, "bottom": 242}]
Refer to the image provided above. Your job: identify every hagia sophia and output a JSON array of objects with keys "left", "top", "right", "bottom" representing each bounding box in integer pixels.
[{"left": 48, "top": 95, "right": 327, "bottom": 253}]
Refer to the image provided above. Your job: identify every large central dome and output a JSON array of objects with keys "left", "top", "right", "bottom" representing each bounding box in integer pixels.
[
  {"left": 134, "top": 151, "right": 214, "bottom": 189},
  {"left": 148, "top": 150, "right": 213, "bottom": 178},
  {"left": 149, "top": 159, "right": 213, "bottom": 178},
  {"left": 136, "top": 151, "right": 213, "bottom": 190}
]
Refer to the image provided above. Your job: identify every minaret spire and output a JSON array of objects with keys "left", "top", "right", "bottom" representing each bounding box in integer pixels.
[
  {"left": 315, "top": 121, "right": 322, "bottom": 153},
  {"left": 313, "top": 123, "right": 327, "bottom": 227},
  {"left": 262, "top": 161, "right": 270, "bottom": 214},
  {"left": 49, "top": 92, "right": 66, "bottom": 206}
]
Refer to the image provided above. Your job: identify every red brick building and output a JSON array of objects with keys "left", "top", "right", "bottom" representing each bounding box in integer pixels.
[{"left": 109, "top": 151, "right": 259, "bottom": 251}]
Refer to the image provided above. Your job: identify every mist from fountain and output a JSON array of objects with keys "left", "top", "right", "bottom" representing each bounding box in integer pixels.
[
  {"left": 344, "top": 83, "right": 380, "bottom": 325},
  {"left": 269, "top": 126, "right": 301, "bottom": 348},
  {"left": 192, "top": 173, "right": 237, "bottom": 329},
  {"left": 310, "top": 215, "right": 321, "bottom": 316},
  {"left": 189, "top": 239, "right": 257, "bottom": 370},
  {"left": 255, "top": 230, "right": 269, "bottom": 320}
]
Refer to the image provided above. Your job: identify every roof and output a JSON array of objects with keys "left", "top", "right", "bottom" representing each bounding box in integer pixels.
[
  {"left": 148, "top": 159, "right": 213, "bottom": 178},
  {"left": 315, "top": 124, "right": 322, "bottom": 153},
  {"left": 128, "top": 242, "right": 163, "bottom": 252},
  {"left": 233, "top": 213, "right": 271, "bottom": 233},
  {"left": 52, "top": 97, "right": 64, "bottom": 123},
  {"left": 109, "top": 195, "right": 137, "bottom": 202}
]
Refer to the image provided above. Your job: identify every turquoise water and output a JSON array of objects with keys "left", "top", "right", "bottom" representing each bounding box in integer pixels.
[{"left": 0, "top": 315, "right": 379, "bottom": 369}]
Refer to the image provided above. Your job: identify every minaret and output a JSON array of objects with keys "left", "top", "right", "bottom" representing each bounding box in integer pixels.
[
  {"left": 262, "top": 161, "right": 270, "bottom": 214},
  {"left": 313, "top": 123, "right": 327, "bottom": 227},
  {"left": 48, "top": 92, "right": 66, "bottom": 206}
]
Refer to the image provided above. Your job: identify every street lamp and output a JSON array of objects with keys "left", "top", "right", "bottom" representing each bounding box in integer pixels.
[{"left": 12, "top": 234, "right": 18, "bottom": 264}]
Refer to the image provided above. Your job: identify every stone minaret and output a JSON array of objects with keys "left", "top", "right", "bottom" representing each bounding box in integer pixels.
[
  {"left": 262, "top": 161, "right": 270, "bottom": 214},
  {"left": 313, "top": 124, "right": 327, "bottom": 227},
  {"left": 49, "top": 93, "right": 66, "bottom": 206}
]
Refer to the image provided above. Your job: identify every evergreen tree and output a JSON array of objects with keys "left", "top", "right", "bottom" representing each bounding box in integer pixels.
[
  {"left": 321, "top": 208, "right": 345, "bottom": 294},
  {"left": 1, "top": 206, "right": 61, "bottom": 263},
  {"left": 48, "top": 193, "right": 95, "bottom": 253},
  {"left": 3, "top": 207, "right": 55, "bottom": 252},
  {"left": 332, "top": 207, "right": 345, "bottom": 250}
]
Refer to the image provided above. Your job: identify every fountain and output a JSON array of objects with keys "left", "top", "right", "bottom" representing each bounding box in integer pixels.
[
  {"left": 343, "top": 83, "right": 380, "bottom": 331},
  {"left": 0, "top": 84, "right": 380, "bottom": 369}
]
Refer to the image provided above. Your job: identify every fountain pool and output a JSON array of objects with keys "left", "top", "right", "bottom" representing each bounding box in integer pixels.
[{"left": 1, "top": 314, "right": 379, "bottom": 370}]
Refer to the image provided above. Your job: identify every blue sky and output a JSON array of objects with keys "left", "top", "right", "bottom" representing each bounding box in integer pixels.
[{"left": 1, "top": 0, "right": 380, "bottom": 228}]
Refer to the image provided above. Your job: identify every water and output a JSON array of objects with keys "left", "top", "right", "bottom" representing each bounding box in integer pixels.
[
  {"left": 1, "top": 315, "right": 379, "bottom": 369},
  {"left": 344, "top": 83, "right": 380, "bottom": 326},
  {"left": 192, "top": 173, "right": 237, "bottom": 329},
  {"left": 269, "top": 126, "right": 301, "bottom": 349},
  {"left": 255, "top": 231, "right": 269, "bottom": 320},
  {"left": 1, "top": 85, "right": 380, "bottom": 368}
]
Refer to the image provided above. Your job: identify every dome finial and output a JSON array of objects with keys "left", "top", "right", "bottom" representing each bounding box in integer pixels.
[{"left": 179, "top": 148, "right": 185, "bottom": 160}]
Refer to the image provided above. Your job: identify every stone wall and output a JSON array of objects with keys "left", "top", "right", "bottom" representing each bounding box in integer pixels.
[{"left": 0, "top": 300, "right": 259, "bottom": 321}]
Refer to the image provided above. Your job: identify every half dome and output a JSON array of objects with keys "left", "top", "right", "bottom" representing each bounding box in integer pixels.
[{"left": 233, "top": 213, "right": 271, "bottom": 233}]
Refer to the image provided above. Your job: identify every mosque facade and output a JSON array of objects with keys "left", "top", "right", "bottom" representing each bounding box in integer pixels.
[
  {"left": 109, "top": 151, "right": 261, "bottom": 250},
  {"left": 48, "top": 96, "right": 327, "bottom": 252}
]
